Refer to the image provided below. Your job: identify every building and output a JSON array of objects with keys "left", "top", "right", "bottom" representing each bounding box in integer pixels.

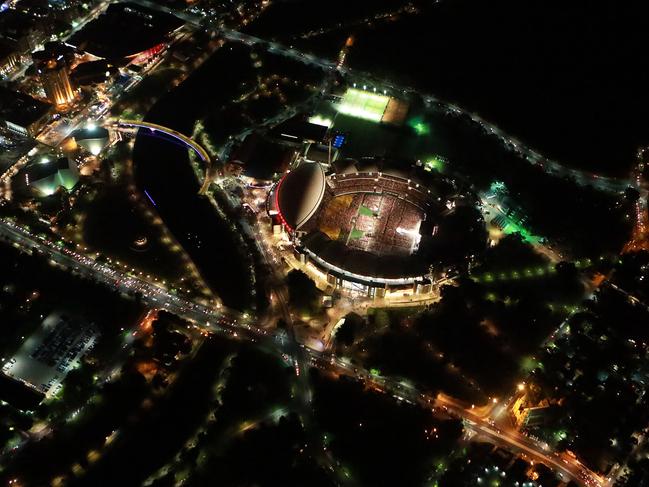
[
  {"left": 16, "top": 0, "right": 82, "bottom": 25},
  {"left": 33, "top": 42, "right": 77, "bottom": 106},
  {"left": 38, "top": 59, "right": 75, "bottom": 105},
  {"left": 0, "top": 9, "right": 45, "bottom": 53},
  {"left": 71, "top": 59, "right": 118, "bottom": 86},
  {"left": 269, "top": 116, "right": 329, "bottom": 145},
  {"left": 0, "top": 39, "right": 20, "bottom": 77},
  {"left": 0, "top": 86, "right": 51, "bottom": 137},
  {"left": 267, "top": 159, "right": 457, "bottom": 298},
  {"left": 68, "top": 2, "right": 183, "bottom": 64},
  {"left": 229, "top": 133, "right": 295, "bottom": 182},
  {"left": 70, "top": 126, "right": 110, "bottom": 155},
  {"left": 511, "top": 387, "right": 563, "bottom": 429},
  {"left": 24, "top": 156, "right": 79, "bottom": 196}
]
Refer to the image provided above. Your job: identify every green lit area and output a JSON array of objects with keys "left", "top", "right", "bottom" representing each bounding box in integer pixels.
[
  {"left": 358, "top": 205, "right": 374, "bottom": 217},
  {"left": 521, "top": 356, "right": 541, "bottom": 374},
  {"left": 33, "top": 172, "right": 78, "bottom": 196},
  {"left": 489, "top": 180, "right": 506, "bottom": 194},
  {"left": 474, "top": 465, "right": 538, "bottom": 486},
  {"left": 485, "top": 180, "right": 542, "bottom": 244},
  {"left": 500, "top": 220, "right": 540, "bottom": 244},
  {"left": 336, "top": 88, "right": 389, "bottom": 122},
  {"left": 423, "top": 155, "right": 446, "bottom": 173},
  {"left": 408, "top": 116, "right": 431, "bottom": 136},
  {"left": 554, "top": 429, "right": 568, "bottom": 442}
]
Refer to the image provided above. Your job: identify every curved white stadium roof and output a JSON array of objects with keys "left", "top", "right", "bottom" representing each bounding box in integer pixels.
[{"left": 276, "top": 162, "right": 326, "bottom": 230}]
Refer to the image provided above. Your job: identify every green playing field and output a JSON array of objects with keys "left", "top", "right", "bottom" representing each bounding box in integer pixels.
[
  {"left": 336, "top": 88, "right": 390, "bottom": 122},
  {"left": 358, "top": 205, "right": 375, "bottom": 217}
]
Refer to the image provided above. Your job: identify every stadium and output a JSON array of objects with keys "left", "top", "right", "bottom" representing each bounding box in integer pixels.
[{"left": 268, "top": 158, "right": 467, "bottom": 298}]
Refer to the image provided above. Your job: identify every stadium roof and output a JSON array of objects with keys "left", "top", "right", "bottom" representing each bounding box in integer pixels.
[
  {"left": 276, "top": 162, "right": 326, "bottom": 230},
  {"left": 331, "top": 157, "right": 413, "bottom": 180}
]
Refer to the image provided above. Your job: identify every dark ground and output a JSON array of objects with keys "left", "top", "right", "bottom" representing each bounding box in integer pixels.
[{"left": 250, "top": 0, "right": 649, "bottom": 176}]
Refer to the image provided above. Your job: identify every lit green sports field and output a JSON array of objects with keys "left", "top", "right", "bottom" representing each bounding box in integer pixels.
[
  {"left": 358, "top": 205, "right": 375, "bottom": 217},
  {"left": 336, "top": 88, "right": 390, "bottom": 122}
]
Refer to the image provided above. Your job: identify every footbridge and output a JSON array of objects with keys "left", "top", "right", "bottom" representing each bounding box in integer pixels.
[{"left": 114, "top": 119, "right": 214, "bottom": 195}]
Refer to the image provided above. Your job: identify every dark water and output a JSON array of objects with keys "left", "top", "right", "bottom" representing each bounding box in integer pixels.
[{"left": 133, "top": 44, "right": 256, "bottom": 311}]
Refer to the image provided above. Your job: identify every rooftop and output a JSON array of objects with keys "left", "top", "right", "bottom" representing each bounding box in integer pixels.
[
  {"left": 68, "top": 2, "right": 183, "bottom": 60},
  {"left": 276, "top": 162, "right": 326, "bottom": 230},
  {"left": 270, "top": 116, "right": 329, "bottom": 143},
  {"left": 0, "top": 86, "right": 51, "bottom": 128},
  {"left": 0, "top": 9, "right": 36, "bottom": 42},
  {"left": 0, "top": 38, "right": 18, "bottom": 60}
]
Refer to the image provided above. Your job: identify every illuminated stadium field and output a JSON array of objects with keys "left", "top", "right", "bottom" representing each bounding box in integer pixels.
[
  {"left": 269, "top": 159, "right": 480, "bottom": 286},
  {"left": 304, "top": 192, "right": 424, "bottom": 258},
  {"left": 336, "top": 88, "right": 390, "bottom": 122}
]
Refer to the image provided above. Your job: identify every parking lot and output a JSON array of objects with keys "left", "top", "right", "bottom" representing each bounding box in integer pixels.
[{"left": 1, "top": 312, "right": 99, "bottom": 397}]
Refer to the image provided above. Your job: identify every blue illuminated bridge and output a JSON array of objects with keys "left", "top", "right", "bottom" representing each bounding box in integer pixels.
[{"left": 113, "top": 119, "right": 214, "bottom": 195}]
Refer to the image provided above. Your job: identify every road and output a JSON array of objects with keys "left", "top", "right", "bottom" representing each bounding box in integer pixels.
[
  {"left": 623, "top": 153, "right": 649, "bottom": 253},
  {"left": 0, "top": 214, "right": 608, "bottom": 486},
  {"left": 147, "top": 1, "right": 634, "bottom": 196},
  {"left": 304, "top": 352, "right": 604, "bottom": 486},
  {"left": 2, "top": 2, "right": 634, "bottom": 483},
  {"left": 0, "top": 218, "right": 240, "bottom": 325}
]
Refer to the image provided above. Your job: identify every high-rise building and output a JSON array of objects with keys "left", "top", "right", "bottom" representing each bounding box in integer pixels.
[
  {"left": 32, "top": 42, "right": 77, "bottom": 106},
  {"left": 0, "top": 40, "right": 20, "bottom": 77},
  {"left": 38, "top": 59, "right": 75, "bottom": 105}
]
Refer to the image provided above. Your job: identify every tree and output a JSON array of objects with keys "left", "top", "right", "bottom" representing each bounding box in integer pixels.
[
  {"left": 286, "top": 270, "right": 320, "bottom": 314},
  {"left": 624, "top": 187, "right": 640, "bottom": 203},
  {"left": 373, "top": 309, "right": 390, "bottom": 330},
  {"left": 62, "top": 365, "right": 95, "bottom": 407},
  {"left": 336, "top": 312, "right": 364, "bottom": 347},
  {"left": 0, "top": 424, "right": 12, "bottom": 448},
  {"left": 336, "top": 320, "right": 356, "bottom": 346}
]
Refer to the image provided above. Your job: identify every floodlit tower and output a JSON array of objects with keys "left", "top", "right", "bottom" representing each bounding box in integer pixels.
[
  {"left": 32, "top": 42, "right": 77, "bottom": 106},
  {"left": 39, "top": 59, "right": 75, "bottom": 106}
]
